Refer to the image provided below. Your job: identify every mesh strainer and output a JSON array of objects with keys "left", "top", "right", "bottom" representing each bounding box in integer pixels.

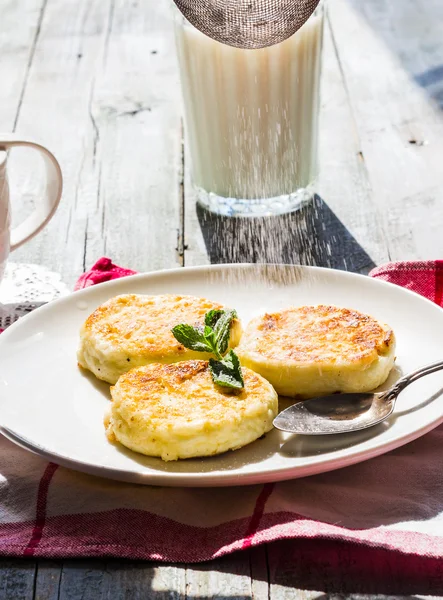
[{"left": 172, "top": 0, "right": 321, "bottom": 49}]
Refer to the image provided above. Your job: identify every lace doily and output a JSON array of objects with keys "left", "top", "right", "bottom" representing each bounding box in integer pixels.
[{"left": 0, "top": 263, "right": 70, "bottom": 329}]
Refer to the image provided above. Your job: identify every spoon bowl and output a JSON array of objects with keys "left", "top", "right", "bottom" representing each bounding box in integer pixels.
[
  {"left": 274, "top": 392, "right": 396, "bottom": 435},
  {"left": 273, "top": 360, "right": 443, "bottom": 435}
]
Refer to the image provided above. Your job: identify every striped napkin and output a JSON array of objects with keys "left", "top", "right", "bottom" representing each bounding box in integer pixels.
[{"left": 1, "top": 258, "right": 443, "bottom": 576}]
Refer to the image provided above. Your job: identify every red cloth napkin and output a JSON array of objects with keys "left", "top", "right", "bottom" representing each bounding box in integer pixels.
[
  {"left": 370, "top": 260, "right": 443, "bottom": 304},
  {"left": 2, "top": 258, "right": 443, "bottom": 584},
  {"left": 74, "top": 257, "right": 137, "bottom": 290}
]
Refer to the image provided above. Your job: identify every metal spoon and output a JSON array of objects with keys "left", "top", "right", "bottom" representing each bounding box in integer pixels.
[{"left": 273, "top": 360, "right": 443, "bottom": 435}]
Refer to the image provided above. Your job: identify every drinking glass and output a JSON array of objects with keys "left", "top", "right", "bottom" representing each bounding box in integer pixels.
[{"left": 174, "top": 2, "right": 325, "bottom": 217}]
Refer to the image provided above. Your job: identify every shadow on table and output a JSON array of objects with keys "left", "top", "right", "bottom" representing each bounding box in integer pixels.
[
  {"left": 250, "top": 538, "right": 443, "bottom": 596},
  {"left": 34, "top": 557, "right": 258, "bottom": 600},
  {"left": 35, "top": 546, "right": 443, "bottom": 599},
  {"left": 196, "top": 195, "right": 376, "bottom": 274},
  {"left": 350, "top": 0, "right": 443, "bottom": 110}
]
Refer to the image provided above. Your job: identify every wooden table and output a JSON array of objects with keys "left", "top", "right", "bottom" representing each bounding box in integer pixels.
[{"left": 1, "top": 0, "right": 443, "bottom": 597}]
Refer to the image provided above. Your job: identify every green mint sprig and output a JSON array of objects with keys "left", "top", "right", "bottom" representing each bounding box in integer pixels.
[
  {"left": 209, "top": 350, "right": 244, "bottom": 390},
  {"left": 171, "top": 309, "right": 244, "bottom": 390}
]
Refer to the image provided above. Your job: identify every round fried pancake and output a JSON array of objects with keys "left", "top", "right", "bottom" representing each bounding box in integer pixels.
[
  {"left": 105, "top": 360, "right": 278, "bottom": 461},
  {"left": 236, "top": 305, "right": 396, "bottom": 397},
  {"left": 78, "top": 294, "right": 242, "bottom": 384}
]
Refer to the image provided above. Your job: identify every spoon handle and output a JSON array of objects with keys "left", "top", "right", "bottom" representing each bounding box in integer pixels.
[{"left": 384, "top": 360, "right": 443, "bottom": 400}]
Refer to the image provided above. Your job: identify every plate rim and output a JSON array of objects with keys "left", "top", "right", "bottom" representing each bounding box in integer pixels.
[
  {"left": 1, "top": 262, "right": 443, "bottom": 487},
  {"left": 3, "top": 414, "right": 443, "bottom": 487}
]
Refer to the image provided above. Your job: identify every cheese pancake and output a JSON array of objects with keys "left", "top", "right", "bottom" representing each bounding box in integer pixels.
[
  {"left": 236, "top": 305, "right": 396, "bottom": 397},
  {"left": 78, "top": 294, "right": 242, "bottom": 384},
  {"left": 105, "top": 360, "right": 278, "bottom": 461}
]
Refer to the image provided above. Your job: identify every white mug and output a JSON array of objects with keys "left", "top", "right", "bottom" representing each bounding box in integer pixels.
[{"left": 0, "top": 135, "right": 62, "bottom": 282}]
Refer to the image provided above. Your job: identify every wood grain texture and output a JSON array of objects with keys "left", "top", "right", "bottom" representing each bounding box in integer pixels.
[
  {"left": 8, "top": 0, "right": 183, "bottom": 288},
  {"left": 51, "top": 560, "right": 107, "bottom": 600},
  {"left": 0, "top": 0, "right": 46, "bottom": 130},
  {"left": 7, "top": 0, "right": 112, "bottom": 280},
  {"left": 185, "top": 553, "right": 253, "bottom": 600},
  {"left": 249, "top": 546, "right": 269, "bottom": 600},
  {"left": 148, "top": 564, "right": 186, "bottom": 599},
  {"left": 33, "top": 561, "right": 61, "bottom": 600},
  {"left": 39, "top": 560, "right": 186, "bottom": 600},
  {"left": 0, "top": 561, "right": 36, "bottom": 600},
  {"left": 328, "top": 0, "right": 443, "bottom": 262}
]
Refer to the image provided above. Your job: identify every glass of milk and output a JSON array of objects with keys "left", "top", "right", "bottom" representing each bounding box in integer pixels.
[{"left": 174, "top": 2, "right": 324, "bottom": 217}]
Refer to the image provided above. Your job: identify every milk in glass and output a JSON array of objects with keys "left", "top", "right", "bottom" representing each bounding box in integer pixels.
[{"left": 175, "top": 5, "right": 324, "bottom": 216}]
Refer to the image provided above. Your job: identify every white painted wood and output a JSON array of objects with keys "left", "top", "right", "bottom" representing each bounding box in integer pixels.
[
  {"left": 82, "top": 0, "right": 183, "bottom": 274},
  {"left": 328, "top": 0, "right": 443, "bottom": 261},
  {"left": 150, "top": 565, "right": 186, "bottom": 599},
  {"left": 185, "top": 554, "right": 253, "bottom": 599},
  {"left": 7, "top": 0, "right": 182, "bottom": 288},
  {"left": 0, "top": 0, "right": 46, "bottom": 130},
  {"left": 6, "top": 0, "right": 110, "bottom": 280},
  {"left": 348, "top": 0, "right": 443, "bottom": 110}
]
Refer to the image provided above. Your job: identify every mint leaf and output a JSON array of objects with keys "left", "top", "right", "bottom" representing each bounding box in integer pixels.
[
  {"left": 203, "top": 325, "right": 220, "bottom": 359},
  {"left": 213, "top": 309, "right": 237, "bottom": 355},
  {"left": 172, "top": 310, "right": 244, "bottom": 390},
  {"left": 204, "top": 325, "right": 212, "bottom": 337},
  {"left": 205, "top": 309, "right": 224, "bottom": 328},
  {"left": 209, "top": 350, "right": 244, "bottom": 390},
  {"left": 171, "top": 324, "right": 213, "bottom": 353}
]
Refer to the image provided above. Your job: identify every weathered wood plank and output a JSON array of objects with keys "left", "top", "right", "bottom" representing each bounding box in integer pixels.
[
  {"left": 0, "top": 0, "right": 46, "bottom": 130},
  {"left": 8, "top": 0, "right": 182, "bottom": 288},
  {"left": 185, "top": 553, "right": 253, "bottom": 600},
  {"left": 82, "top": 0, "right": 183, "bottom": 274},
  {"left": 249, "top": 546, "right": 269, "bottom": 600},
  {"left": 328, "top": 0, "right": 443, "bottom": 261},
  {"left": 33, "top": 561, "right": 62, "bottom": 600},
  {"left": 350, "top": 0, "right": 443, "bottom": 110},
  {"left": 0, "top": 560, "right": 36, "bottom": 600},
  {"left": 35, "top": 560, "right": 186, "bottom": 600},
  {"left": 184, "top": 17, "right": 390, "bottom": 272},
  {"left": 133, "top": 563, "right": 186, "bottom": 600},
  {"left": 6, "top": 0, "right": 111, "bottom": 285},
  {"left": 266, "top": 539, "right": 443, "bottom": 597},
  {"left": 53, "top": 560, "right": 107, "bottom": 600}
]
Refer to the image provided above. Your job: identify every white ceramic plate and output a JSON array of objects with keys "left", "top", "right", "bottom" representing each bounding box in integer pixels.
[{"left": 1, "top": 264, "right": 443, "bottom": 487}]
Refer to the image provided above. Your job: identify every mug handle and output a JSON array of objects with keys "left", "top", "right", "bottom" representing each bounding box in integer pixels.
[{"left": 0, "top": 134, "right": 63, "bottom": 251}]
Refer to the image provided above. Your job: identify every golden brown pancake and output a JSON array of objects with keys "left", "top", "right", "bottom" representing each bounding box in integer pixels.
[
  {"left": 236, "top": 305, "right": 395, "bottom": 397},
  {"left": 78, "top": 294, "right": 242, "bottom": 383},
  {"left": 105, "top": 360, "right": 278, "bottom": 461}
]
